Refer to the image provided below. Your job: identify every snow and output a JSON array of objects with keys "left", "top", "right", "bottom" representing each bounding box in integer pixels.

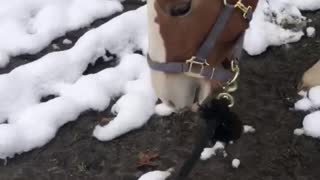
[
  {"left": 138, "top": 168, "right": 174, "bottom": 180},
  {"left": 0, "top": 0, "right": 123, "bottom": 67},
  {"left": 295, "top": 86, "right": 320, "bottom": 139},
  {"left": 290, "top": 0, "right": 320, "bottom": 11},
  {"left": 155, "top": 103, "right": 174, "bottom": 116},
  {"left": 232, "top": 159, "right": 241, "bottom": 168},
  {"left": 306, "top": 27, "right": 316, "bottom": 37},
  {"left": 200, "top": 141, "right": 225, "bottom": 161},
  {"left": 244, "top": 0, "right": 313, "bottom": 55},
  {"left": 0, "top": 0, "right": 318, "bottom": 67},
  {"left": 0, "top": 0, "right": 319, "bottom": 165},
  {"left": 200, "top": 126, "right": 256, "bottom": 161},
  {"left": 294, "top": 128, "right": 305, "bottom": 136},
  {"left": 0, "top": 6, "right": 154, "bottom": 159},
  {"left": 243, "top": 125, "right": 256, "bottom": 134},
  {"left": 295, "top": 86, "right": 320, "bottom": 111},
  {"left": 302, "top": 111, "right": 320, "bottom": 138}
]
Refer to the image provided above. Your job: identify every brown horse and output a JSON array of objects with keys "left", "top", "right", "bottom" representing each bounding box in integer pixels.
[{"left": 147, "top": 0, "right": 258, "bottom": 115}]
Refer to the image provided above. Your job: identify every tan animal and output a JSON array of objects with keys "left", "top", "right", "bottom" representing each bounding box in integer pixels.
[
  {"left": 147, "top": 0, "right": 258, "bottom": 115},
  {"left": 300, "top": 60, "right": 320, "bottom": 90}
]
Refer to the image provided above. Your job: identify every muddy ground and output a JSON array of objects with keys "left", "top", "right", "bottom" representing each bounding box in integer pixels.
[{"left": 1, "top": 1, "right": 320, "bottom": 180}]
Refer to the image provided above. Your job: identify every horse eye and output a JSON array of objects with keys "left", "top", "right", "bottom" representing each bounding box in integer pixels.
[{"left": 170, "top": 1, "right": 192, "bottom": 16}]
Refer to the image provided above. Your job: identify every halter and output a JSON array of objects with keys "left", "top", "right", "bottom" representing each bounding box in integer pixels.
[{"left": 148, "top": 0, "right": 253, "bottom": 107}]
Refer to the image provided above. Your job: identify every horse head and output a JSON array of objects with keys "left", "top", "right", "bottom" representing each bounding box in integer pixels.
[{"left": 147, "top": 0, "right": 259, "bottom": 111}]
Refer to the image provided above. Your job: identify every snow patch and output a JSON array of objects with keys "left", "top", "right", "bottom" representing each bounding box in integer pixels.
[
  {"left": 293, "top": 128, "right": 305, "bottom": 136},
  {"left": 243, "top": 125, "right": 256, "bottom": 134},
  {"left": 0, "top": 0, "right": 123, "bottom": 67},
  {"left": 244, "top": 0, "right": 308, "bottom": 55},
  {"left": 200, "top": 141, "right": 225, "bottom": 160},
  {"left": 0, "top": 6, "right": 154, "bottom": 159},
  {"left": 155, "top": 103, "right": 174, "bottom": 116},
  {"left": 290, "top": 0, "right": 320, "bottom": 11},
  {"left": 295, "top": 86, "right": 320, "bottom": 139},
  {"left": 295, "top": 86, "right": 320, "bottom": 111},
  {"left": 303, "top": 111, "right": 320, "bottom": 138},
  {"left": 232, "top": 159, "right": 241, "bottom": 168},
  {"left": 306, "top": 27, "right": 316, "bottom": 37},
  {"left": 138, "top": 168, "right": 174, "bottom": 180}
]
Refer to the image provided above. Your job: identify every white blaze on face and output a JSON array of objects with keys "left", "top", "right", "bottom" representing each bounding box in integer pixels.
[
  {"left": 147, "top": 0, "right": 167, "bottom": 63},
  {"left": 146, "top": 0, "right": 203, "bottom": 110}
]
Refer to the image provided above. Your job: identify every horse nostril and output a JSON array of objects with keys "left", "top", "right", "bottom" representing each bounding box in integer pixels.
[{"left": 169, "top": 0, "right": 192, "bottom": 16}]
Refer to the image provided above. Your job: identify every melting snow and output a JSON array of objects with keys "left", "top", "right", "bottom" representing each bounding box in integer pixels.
[
  {"left": 295, "top": 86, "right": 320, "bottom": 139},
  {"left": 306, "top": 27, "right": 316, "bottom": 37},
  {"left": 138, "top": 168, "right": 174, "bottom": 180},
  {"left": 294, "top": 128, "right": 305, "bottom": 136},
  {"left": 0, "top": 0, "right": 319, "bottom": 167},
  {"left": 232, "top": 159, "right": 241, "bottom": 168},
  {"left": 243, "top": 125, "right": 256, "bottom": 134},
  {"left": 200, "top": 141, "right": 226, "bottom": 161},
  {"left": 0, "top": 6, "right": 154, "bottom": 159},
  {"left": 244, "top": 0, "right": 308, "bottom": 55},
  {"left": 0, "top": 0, "right": 123, "bottom": 67}
]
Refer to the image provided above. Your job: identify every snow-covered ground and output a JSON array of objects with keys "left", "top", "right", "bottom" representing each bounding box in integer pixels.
[
  {"left": 0, "top": 0, "right": 123, "bottom": 67},
  {"left": 295, "top": 87, "right": 320, "bottom": 138},
  {"left": 0, "top": 5, "right": 154, "bottom": 159},
  {"left": 0, "top": 1, "right": 319, "bottom": 180},
  {"left": 244, "top": 0, "right": 309, "bottom": 55}
]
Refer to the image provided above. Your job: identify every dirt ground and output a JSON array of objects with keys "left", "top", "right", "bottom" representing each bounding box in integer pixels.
[{"left": 1, "top": 1, "right": 320, "bottom": 180}]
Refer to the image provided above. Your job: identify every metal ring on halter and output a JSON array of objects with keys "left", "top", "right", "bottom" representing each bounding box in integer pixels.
[
  {"left": 221, "top": 59, "right": 240, "bottom": 93},
  {"left": 217, "top": 92, "right": 235, "bottom": 107}
]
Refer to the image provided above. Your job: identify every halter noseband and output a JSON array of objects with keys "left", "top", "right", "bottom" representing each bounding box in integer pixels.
[{"left": 148, "top": 0, "right": 254, "bottom": 106}]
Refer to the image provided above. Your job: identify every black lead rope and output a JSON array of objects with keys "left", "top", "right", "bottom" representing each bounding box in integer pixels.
[
  {"left": 174, "top": 98, "right": 242, "bottom": 180},
  {"left": 174, "top": 113, "right": 217, "bottom": 180}
]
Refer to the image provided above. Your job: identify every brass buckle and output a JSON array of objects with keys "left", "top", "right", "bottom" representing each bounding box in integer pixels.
[
  {"left": 224, "top": 0, "right": 252, "bottom": 19},
  {"left": 234, "top": 0, "right": 252, "bottom": 19},
  {"left": 184, "top": 56, "right": 210, "bottom": 78}
]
